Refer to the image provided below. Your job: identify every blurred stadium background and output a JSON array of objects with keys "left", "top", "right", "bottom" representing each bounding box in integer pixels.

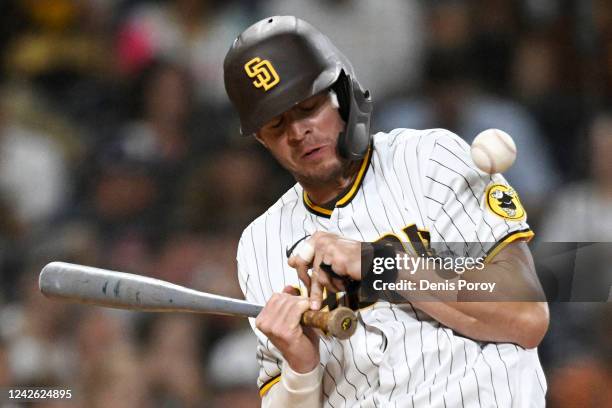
[{"left": 0, "top": 0, "right": 610, "bottom": 406}]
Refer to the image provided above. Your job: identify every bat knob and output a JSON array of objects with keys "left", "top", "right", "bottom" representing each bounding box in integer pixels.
[
  {"left": 301, "top": 306, "right": 357, "bottom": 340},
  {"left": 327, "top": 307, "right": 358, "bottom": 339}
]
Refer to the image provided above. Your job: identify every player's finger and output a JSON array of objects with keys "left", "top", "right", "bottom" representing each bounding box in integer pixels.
[
  {"left": 274, "top": 293, "right": 309, "bottom": 332},
  {"left": 298, "top": 265, "right": 312, "bottom": 288},
  {"left": 289, "top": 256, "right": 311, "bottom": 287},
  {"left": 313, "top": 253, "right": 339, "bottom": 296},
  {"left": 327, "top": 275, "right": 344, "bottom": 292},
  {"left": 330, "top": 276, "right": 346, "bottom": 292},
  {"left": 284, "top": 296, "right": 311, "bottom": 332},
  {"left": 311, "top": 233, "right": 332, "bottom": 257},
  {"left": 257, "top": 293, "right": 284, "bottom": 331},
  {"left": 309, "top": 271, "right": 323, "bottom": 310},
  {"left": 295, "top": 239, "right": 315, "bottom": 263},
  {"left": 288, "top": 253, "right": 311, "bottom": 269},
  {"left": 288, "top": 253, "right": 310, "bottom": 270},
  {"left": 319, "top": 262, "right": 346, "bottom": 292}
]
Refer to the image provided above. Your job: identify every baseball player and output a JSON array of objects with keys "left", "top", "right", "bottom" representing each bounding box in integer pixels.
[{"left": 224, "top": 16, "right": 549, "bottom": 407}]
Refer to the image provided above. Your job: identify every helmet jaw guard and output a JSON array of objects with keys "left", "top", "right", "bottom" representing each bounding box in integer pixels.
[{"left": 224, "top": 16, "right": 373, "bottom": 160}]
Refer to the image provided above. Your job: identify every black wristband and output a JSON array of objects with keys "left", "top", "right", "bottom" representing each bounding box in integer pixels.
[{"left": 361, "top": 242, "right": 376, "bottom": 275}]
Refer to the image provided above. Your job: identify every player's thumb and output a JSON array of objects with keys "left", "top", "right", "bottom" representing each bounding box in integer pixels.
[{"left": 309, "top": 279, "right": 323, "bottom": 311}]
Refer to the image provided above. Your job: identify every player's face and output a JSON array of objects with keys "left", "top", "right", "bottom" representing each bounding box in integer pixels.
[{"left": 256, "top": 92, "right": 346, "bottom": 185}]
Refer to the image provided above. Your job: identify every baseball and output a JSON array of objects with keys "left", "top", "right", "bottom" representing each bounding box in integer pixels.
[{"left": 470, "top": 129, "right": 517, "bottom": 174}]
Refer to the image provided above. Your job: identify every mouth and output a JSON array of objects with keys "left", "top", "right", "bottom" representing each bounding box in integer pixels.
[{"left": 302, "top": 145, "right": 327, "bottom": 159}]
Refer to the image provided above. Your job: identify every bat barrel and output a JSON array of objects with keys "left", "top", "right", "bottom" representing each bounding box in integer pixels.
[
  {"left": 40, "top": 262, "right": 359, "bottom": 340},
  {"left": 39, "top": 262, "right": 263, "bottom": 318}
]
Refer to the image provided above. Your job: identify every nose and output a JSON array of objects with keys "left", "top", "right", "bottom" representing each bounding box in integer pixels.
[{"left": 286, "top": 116, "right": 311, "bottom": 144}]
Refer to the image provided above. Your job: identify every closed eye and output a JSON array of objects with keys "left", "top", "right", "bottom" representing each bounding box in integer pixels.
[
  {"left": 298, "top": 102, "right": 317, "bottom": 112},
  {"left": 297, "top": 99, "right": 321, "bottom": 112},
  {"left": 267, "top": 116, "right": 283, "bottom": 129}
]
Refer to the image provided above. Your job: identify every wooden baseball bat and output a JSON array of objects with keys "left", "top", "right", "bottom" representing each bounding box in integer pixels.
[{"left": 39, "top": 262, "right": 357, "bottom": 339}]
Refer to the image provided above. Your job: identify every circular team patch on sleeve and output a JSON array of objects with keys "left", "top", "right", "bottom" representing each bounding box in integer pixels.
[{"left": 486, "top": 184, "right": 526, "bottom": 220}]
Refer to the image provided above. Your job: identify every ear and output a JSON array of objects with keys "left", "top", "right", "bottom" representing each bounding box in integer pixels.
[{"left": 254, "top": 134, "right": 268, "bottom": 148}]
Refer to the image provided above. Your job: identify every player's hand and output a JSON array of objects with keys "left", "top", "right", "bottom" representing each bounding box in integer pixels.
[
  {"left": 255, "top": 286, "right": 320, "bottom": 373},
  {"left": 288, "top": 232, "right": 361, "bottom": 310}
]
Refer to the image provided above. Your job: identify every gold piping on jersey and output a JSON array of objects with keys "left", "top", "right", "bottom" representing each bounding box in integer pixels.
[
  {"left": 259, "top": 375, "right": 281, "bottom": 397},
  {"left": 303, "top": 193, "right": 333, "bottom": 217},
  {"left": 244, "top": 57, "right": 280, "bottom": 91},
  {"left": 485, "top": 228, "right": 534, "bottom": 263},
  {"left": 486, "top": 183, "right": 526, "bottom": 220},
  {"left": 303, "top": 146, "right": 372, "bottom": 218}
]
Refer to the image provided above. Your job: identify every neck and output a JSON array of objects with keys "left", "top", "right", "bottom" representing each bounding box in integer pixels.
[{"left": 301, "top": 160, "right": 362, "bottom": 207}]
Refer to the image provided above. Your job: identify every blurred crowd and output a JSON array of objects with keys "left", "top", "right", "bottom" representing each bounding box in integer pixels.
[{"left": 0, "top": 0, "right": 610, "bottom": 406}]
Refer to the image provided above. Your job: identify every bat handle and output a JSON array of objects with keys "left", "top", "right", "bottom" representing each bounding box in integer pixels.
[{"left": 301, "top": 306, "right": 357, "bottom": 340}]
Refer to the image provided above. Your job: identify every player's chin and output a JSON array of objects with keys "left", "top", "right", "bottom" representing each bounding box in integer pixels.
[{"left": 297, "top": 161, "right": 343, "bottom": 183}]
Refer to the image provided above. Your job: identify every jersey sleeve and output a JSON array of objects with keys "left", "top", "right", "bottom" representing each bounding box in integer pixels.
[
  {"left": 418, "top": 130, "right": 533, "bottom": 260},
  {"left": 236, "top": 229, "right": 284, "bottom": 397}
]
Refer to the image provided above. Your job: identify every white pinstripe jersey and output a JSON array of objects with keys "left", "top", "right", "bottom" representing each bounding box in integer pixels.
[{"left": 237, "top": 128, "right": 547, "bottom": 407}]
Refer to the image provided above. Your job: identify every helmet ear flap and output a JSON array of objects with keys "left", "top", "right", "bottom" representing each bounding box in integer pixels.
[
  {"left": 332, "top": 71, "right": 352, "bottom": 122},
  {"left": 333, "top": 71, "right": 373, "bottom": 160}
]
